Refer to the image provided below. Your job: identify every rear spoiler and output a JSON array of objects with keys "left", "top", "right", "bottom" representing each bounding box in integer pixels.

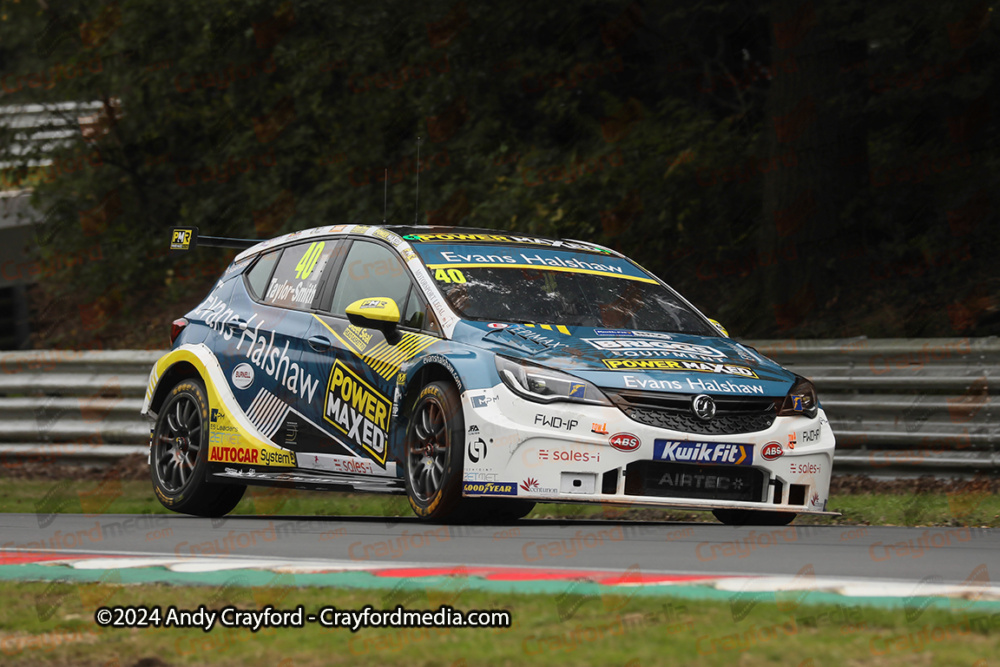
[{"left": 169, "top": 226, "right": 259, "bottom": 252}]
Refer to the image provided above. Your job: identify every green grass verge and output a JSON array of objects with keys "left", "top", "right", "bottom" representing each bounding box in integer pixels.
[
  {"left": 1, "top": 581, "right": 998, "bottom": 666},
  {"left": 1, "top": 479, "right": 997, "bottom": 527}
]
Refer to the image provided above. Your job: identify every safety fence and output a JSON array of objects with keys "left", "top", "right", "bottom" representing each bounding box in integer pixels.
[{"left": 0, "top": 339, "right": 996, "bottom": 476}]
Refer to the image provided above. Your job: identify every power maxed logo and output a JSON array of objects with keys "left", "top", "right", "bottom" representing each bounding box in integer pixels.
[
  {"left": 462, "top": 482, "right": 517, "bottom": 496},
  {"left": 654, "top": 440, "right": 754, "bottom": 466},
  {"left": 601, "top": 358, "right": 758, "bottom": 378},
  {"left": 324, "top": 361, "right": 391, "bottom": 466}
]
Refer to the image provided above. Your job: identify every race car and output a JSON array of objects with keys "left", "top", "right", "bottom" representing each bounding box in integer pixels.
[{"left": 142, "top": 224, "right": 836, "bottom": 524}]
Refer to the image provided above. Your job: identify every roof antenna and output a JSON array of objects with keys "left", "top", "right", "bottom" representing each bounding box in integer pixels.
[
  {"left": 414, "top": 136, "right": 422, "bottom": 224},
  {"left": 382, "top": 168, "right": 388, "bottom": 223}
]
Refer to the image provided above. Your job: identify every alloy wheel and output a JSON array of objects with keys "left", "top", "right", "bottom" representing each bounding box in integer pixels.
[{"left": 154, "top": 394, "right": 203, "bottom": 492}]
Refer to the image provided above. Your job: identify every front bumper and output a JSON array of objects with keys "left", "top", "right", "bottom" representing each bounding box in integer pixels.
[{"left": 460, "top": 383, "right": 836, "bottom": 515}]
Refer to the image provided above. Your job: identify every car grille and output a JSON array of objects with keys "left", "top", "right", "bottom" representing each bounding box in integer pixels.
[
  {"left": 606, "top": 390, "right": 780, "bottom": 435},
  {"left": 624, "top": 460, "right": 767, "bottom": 502}
]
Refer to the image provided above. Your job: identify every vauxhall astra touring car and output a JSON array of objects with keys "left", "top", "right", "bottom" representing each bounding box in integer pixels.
[{"left": 142, "top": 224, "right": 836, "bottom": 524}]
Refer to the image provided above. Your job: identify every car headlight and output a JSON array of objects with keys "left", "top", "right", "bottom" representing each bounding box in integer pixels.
[
  {"left": 495, "top": 355, "right": 611, "bottom": 405},
  {"left": 778, "top": 375, "right": 819, "bottom": 418}
]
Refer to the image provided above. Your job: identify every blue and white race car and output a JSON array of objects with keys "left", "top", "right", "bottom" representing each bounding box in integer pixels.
[{"left": 142, "top": 225, "right": 836, "bottom": 524}]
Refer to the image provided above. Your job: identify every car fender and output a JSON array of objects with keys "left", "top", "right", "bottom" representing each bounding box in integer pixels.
[
  {"left": 142, "top": 344, "right": 298, "bottom": 468},
  {"left": 390, "top": 344, "right": 500, "bottom": 463}
]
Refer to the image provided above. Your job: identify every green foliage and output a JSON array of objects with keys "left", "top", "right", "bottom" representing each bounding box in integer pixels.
[{"left": 0, "top": 0, "right": 997, "bottom": 340}]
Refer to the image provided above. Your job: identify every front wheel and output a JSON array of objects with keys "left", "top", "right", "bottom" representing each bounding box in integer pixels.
[
  {"left": 150, "top": 378, "right": 245, "bottom": 517},
  {"left": 712, "top": 509, "right": 797, "bottom": 526},
  {"left": 405, "top": 382, "right": 470, "bottom": 522}
]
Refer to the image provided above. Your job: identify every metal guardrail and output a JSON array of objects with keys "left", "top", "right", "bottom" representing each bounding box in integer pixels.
[
  {"left": 0, "top": 339, "right": 996, "bottom": 476},
  {"left": 752, "top": 337, "right": 998, "bottom": 476},
  {"left": 0, "top": 101, "right": 104, "bottom": 169},
  {"left": 0, "top": 350, "right": 157, "bottom": 465}
]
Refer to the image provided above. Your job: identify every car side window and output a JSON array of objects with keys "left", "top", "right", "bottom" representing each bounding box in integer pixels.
[
  {"left": 262, "top": 239, "right": 338, "bottom": 310},
  {"left": 401, "top": 286, "right": 427, "bottom": 329},
  {"left": 328, "top": 241, "right": 412, "bottom": 318},
  {"left": 245, "top": 250, "right": 281, "bottom": 300}
]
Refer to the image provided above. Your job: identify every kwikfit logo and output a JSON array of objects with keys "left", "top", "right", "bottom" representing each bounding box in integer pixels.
[{"left": 653, "top": 440, "right": 753, "bottom": 466}]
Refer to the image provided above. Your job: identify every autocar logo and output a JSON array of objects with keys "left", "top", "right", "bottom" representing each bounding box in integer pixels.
[
  {"left": 692, "top": 394, "right": 716, "bottom": 421},
  {"left": 761, "top": 442, "right": 783, "bottom": 461},
  {"left": 231, "top": 363, "right": 254, "bottom": 389},
  {"left": 608, "top": 432, "right": 640, "bottom": 452}
]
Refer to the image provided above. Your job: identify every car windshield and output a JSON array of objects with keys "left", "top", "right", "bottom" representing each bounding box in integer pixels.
[{"left": 411, "top": 243, "right": 717, "bottom": 335}]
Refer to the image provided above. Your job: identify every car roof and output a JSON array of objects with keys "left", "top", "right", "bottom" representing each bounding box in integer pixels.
[{"left": 233, "top": 224, "right": 616, "bottom": 264}]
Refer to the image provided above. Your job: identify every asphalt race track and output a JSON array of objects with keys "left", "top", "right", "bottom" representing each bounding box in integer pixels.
[{"left": 1, "top": 513, "right": 994, "bottom": 585}]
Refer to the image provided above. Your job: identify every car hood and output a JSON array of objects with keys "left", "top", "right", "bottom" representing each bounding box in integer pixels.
[{"left": 452, "top": 321, "right": 795, "bottom": 397}]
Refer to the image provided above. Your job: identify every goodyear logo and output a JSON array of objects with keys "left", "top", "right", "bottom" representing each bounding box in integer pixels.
[
  {"left": 602, "top": 358, "right": 758, "bottom": 378},
  {"left": 653, "top": 440, "right": 754, "bottom": 466},
  {"left": 324, "top": 361, "right": 391, "bottom": 465},
  {"left": 170, "top": 228, "right": 192, "bottom": 250},
  {"left": 463, "top": 481, "right": 517, "bottom": 496}
]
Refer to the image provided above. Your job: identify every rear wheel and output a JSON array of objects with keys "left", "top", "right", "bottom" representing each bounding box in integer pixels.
[
  {"left": 712, "top": 509, "right": 796, "bottom": 526},
  {"left": 150, "top": 379, "right": 245, "bottom": 517}
]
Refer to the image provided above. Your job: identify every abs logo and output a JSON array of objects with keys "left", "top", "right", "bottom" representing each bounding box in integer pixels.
[
  {"left": 609, "top": 432, "right": 641, "bottom": 452},
  {"left": 761, "top": 442, "right": 783, "bottom": 461}
]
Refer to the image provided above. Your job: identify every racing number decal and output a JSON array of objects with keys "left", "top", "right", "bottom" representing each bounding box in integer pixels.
[
  {"left": 295, "top": 241, "right": 326, "bottom": 280},
  {"left": 434, "top": 268, "right": 467, "bottom": 283}
]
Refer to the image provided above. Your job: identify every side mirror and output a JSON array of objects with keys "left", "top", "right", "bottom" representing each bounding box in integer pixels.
[
  {"left": 345, "top": 297, "right": 402, "bottom": 345},
  {"left": 708, "top": 318, "right": 729, "bottom": 337}
]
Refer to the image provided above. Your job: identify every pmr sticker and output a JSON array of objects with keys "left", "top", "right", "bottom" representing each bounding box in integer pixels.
[{"left": 170, "top": 228, "right": 195, "bottom": 250}]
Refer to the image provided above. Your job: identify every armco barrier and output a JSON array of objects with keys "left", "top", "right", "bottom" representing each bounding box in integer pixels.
[
  {"left": 0, "top": 350, "right": 158, "bottom": 465},
  {"left": 0, "top": 339, "right": 996, "bottom": 476},
  {"left": 753, "top": 337, "right": 998, "bottom": 476}
]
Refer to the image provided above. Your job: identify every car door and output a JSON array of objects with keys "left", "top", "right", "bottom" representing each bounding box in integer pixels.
[
  {"left": 221, "top": 238, "right": 346, "bottom": 459},
  {"left": 298, "top": 238, "right": 437, "bottom": 471}
]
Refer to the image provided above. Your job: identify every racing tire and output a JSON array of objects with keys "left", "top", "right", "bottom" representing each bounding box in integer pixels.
[
  {"left": 712, "top": 509, "right": 797, "bottom": 526},
  {"left": 404, "top": 381, "right": 477, "bottom": 523},
  {"left": 150, "top": 378, "right": 246, "bottom": 517}
]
